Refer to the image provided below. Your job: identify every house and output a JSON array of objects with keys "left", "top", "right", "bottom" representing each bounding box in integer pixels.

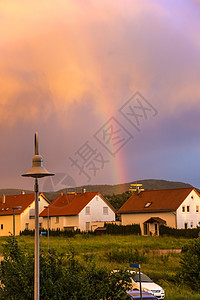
[
  {"left": 40, "top": 191, "right": 116, "bottom": 232},
  {"left": 0, "top": 193, "right": 50, "bottom": 236},
  {"left": 118, "top": 187, "right": 200, "bottom": 236}
]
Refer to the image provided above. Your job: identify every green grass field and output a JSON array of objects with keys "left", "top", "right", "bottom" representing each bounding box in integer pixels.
[{"left": 0, "top": 234, "right": 200, "bottom": 299}]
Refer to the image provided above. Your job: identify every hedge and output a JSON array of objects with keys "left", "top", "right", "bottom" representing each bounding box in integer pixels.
[
  {"left": 159, "top": 225, "right": 200, "bottom": 238},
  {"left": 104, "top": 223, "right": 141, "bottom": 235},
  {"left": 20, "top": 228, "right": 79, "bottom": 237}
]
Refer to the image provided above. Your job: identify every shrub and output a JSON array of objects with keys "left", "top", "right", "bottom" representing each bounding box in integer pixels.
[
  {"left": 20, "top": 229, "right": 34, "bottom": 236},
  {"left": 159, "top": 225, "right": 200, "bottom": 238},
  {"left": 20, "top": 228, "right": 78, "bottom": 237},
  {"left": 105, "top": 223, "right": 141, "bottom": 235},
  {"left": 179, "top": 237, "right": 200, "bottom": 291},
  {"left": 0, "top": 236, "right": 131, "bottom": 299},
  {"left": 105, "top": 248, "right": 147, "bottom": 264},
  {"left": 0, "top": 236, "right": 34, "bottom": 299}
]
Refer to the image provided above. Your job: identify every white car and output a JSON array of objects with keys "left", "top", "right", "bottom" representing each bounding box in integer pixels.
[{"left": 129, "top": 270, "right": 165, "bottom": 300}]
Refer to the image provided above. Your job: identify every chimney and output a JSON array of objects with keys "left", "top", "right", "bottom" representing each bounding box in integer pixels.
[
  {"left": 2, "top": 194, "right": 5, "bottom": 204},
  {"left": 136, "top": 185, "right": 144, "bottom": 195},
  {"left": 21, "top": 190, "right": 25, "bottom": 194},
  {"left": 82, "top": 188, "right": 86, "bottom": 193}
]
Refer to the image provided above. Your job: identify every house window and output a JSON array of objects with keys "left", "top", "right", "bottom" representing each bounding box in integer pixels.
[
  {"left": 86, "top": 222, "right": 90, "bottom": 231},
  {"left": 1, "top": 224, "right": 3, "bottom": 230},
  {"left": 184, "top": 223, "right": 188, "bottom": 229},
  {"left": 187, "top": 206, "right": 190, "bottom": 212},
  {"left": 143, "top": 223, "right": 148, "bottom": 235},
  {"left": 155, "top": 223, "right": 158, "bottom": 235},
  {"left": 25, "top": 223, "right": 29, "bottom": 230},
  {"left": 85, "top": 206, "right": 90, "bottom": 215},
  {"left": 29, "top": 209, "right": 35, "bottom": 219},
  {"left": 103, "top": 207, "right": 108, "bottom": 215},
  {"left": 196, "top": 206, "right": 199, "bottom": 213},
  {"left": 64, "top": 227, "right": 75, "bottom": 231},
  {"left": 55, "top": 216, "right": 59, "bottom": 224},
  {"left": 190, "top": 222, "right": 193, "bottom": 228},
  {"left": 182, "top": 206, "right": 185, "bottom": 212},
  {"left": 144, "top": 202, "right": 152, "bottom": 208}
]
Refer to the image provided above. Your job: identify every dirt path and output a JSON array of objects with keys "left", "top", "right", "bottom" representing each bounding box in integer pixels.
[{"left": 150, "top": 248, "right": 181, "bottom": 254}]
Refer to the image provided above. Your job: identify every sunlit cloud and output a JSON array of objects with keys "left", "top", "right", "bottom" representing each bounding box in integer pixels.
[{"left": 0, "top": 0, "right": 200, "bottom": 189}]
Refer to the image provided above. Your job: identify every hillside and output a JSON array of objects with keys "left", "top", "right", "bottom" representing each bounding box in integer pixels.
[
  {"left": 0, "top": 189, "right": 33, "bottom": 197},
  {"left": 43, "top": 179, "right": 192, "bottom": 202},
  {"left": 0, "top": 179, "right": 192, "bottom": 203}
]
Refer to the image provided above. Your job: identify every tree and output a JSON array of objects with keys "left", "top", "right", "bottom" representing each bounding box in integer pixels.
[
  {"left": 179, "top": 237, "right": 200, "bottom": 291},
  {"left": 105, "top": 192, "right": 130, "bottom": 210}
]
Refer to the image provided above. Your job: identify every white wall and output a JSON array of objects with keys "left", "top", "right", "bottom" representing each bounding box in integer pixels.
[
  {"left": 43, "top": 215, "right": 79, "bottom": 231},
  {"left": 21, "top": 195, "right": 49, "bottom": 231},
  {"left": 79, "top": 194, "right": 115, "bottom": 231},
  {"left": 177, "top": 190, "right": 200, "bottom": 229},
  {"left": 121, "top": 211, "right": 176, "bottom": 234}
]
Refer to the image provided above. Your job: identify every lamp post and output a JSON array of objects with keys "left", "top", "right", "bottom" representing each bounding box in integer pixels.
[
  {"left": 44, "top": 205, "right": 49, "bottom": 251},
  {"left": 12, "top": 206, "right": 22, "bottom": 246},
  {"left": 22, "top": 132, "right": 54, "bottom": 300}
]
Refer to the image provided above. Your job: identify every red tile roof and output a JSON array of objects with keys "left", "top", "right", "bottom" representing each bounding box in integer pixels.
[
  {"left": 0, "top": 193, "right": 49, "bottom": 216},
  {"left": 40, "top": 192, "right": 116, "bottom": 217},
  {"left": 118, "top": 187, "right": 196, "bottom": 214},
  {"left": 0, "top": 193, "right": 33, "bottom": 216}
]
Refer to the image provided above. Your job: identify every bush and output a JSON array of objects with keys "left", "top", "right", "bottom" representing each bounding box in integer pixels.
[
  {"left": 20, "top": 228, "right": 79, "bottom": 237},
  {"left": 20, "top": 229, "right": 35, "bottom": 236},
  {"left": 159, "top": 225, "right": 200, "bottom": 238},
  {"left": 0, "top": 236, "right": 34, "bottom": 299},
  {"left": 0, "top": 236, "right": 131, "bottom": 299},
  {"left": 179, "top": 237, "right": 200, "bottom": 291},
  {"left": 48, "top": 228, "right": 77, "bottom": 237},
  {"left": 105, "top": 248, "right": 147, "bottom": 264},
  {"left": 105, "top": 223, "right": 141, "bottom": 235}
]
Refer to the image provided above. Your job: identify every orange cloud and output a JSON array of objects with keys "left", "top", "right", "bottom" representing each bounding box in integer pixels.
[{"left": 0, "top": 0, "right": 200, "bottom": 127}]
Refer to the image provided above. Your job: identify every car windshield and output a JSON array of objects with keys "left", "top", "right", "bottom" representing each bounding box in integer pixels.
[{"left": 132, "top": 274, "right": 153, "bottom": 283}]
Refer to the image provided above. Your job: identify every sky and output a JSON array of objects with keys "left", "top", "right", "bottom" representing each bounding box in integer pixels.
[{"left": 0, "top": 0, "right": 200, "bottom": 192}]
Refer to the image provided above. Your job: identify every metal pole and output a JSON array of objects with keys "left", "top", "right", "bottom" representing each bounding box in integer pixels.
[
  {"left": 40, "top": 233, "right": 42, "bottom": 252},
  {"left": 139, "top": 264, "right": 142, "bottom": 300},
  {"left": 47, "top": 207, "right": 49, "bottom": 252},
  {"left": 35, "top": 178, "right": 39, "bottom": 300},
  {"left": 13, "top": 209, "right": 15, "bottom": 247}
]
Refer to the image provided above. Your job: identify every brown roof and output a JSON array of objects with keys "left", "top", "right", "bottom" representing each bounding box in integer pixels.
[
  {"left": 0, "top": 193, "right": 47, "bottom": 216},
  {"left": 144, "top": 217, "right": 166, "bottom": 224},
  {"left": 118, "top": 187, "right": 196, "bottom": 214},
  {"left": 40, "top": 192, "right": 116, "bottom": 217}
]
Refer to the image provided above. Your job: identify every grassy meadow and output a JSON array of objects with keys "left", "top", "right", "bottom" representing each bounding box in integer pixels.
[{"left": 0, "top": 234, "right": 200, "bottom": 299}]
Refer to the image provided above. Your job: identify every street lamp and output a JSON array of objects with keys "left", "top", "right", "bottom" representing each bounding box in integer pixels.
[
  {"left": 12, "top": 206, "right": 22, "bottom": 246},
  {"left": 44, "top": 205, "right": 49, "bottom": 251},
  {"left": 22, "top": 132, "right": 54, "bottom": 300}
]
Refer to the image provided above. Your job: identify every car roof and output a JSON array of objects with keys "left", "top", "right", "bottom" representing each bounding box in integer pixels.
[{"left": 127, "top": 290, "right": 157, "bottom": 299}]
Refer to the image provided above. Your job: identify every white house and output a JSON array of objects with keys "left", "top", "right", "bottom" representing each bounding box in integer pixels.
[
  {"left": 0, "top": 193, "right": 50, "bottom": 236},
  {"left": 40, "top": 191, "right": 116, "bottom": 231},
  {"left": 118, "top": 187, "right": 200, "bottom": 235}
]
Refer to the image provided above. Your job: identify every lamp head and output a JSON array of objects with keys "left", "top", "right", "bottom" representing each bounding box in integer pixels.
[
  {"left": 22, "top": 132, "right": 54, "bottom": 179},
  {"left": 13, "top": 206, "right": 22, "bottom": 210}
]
